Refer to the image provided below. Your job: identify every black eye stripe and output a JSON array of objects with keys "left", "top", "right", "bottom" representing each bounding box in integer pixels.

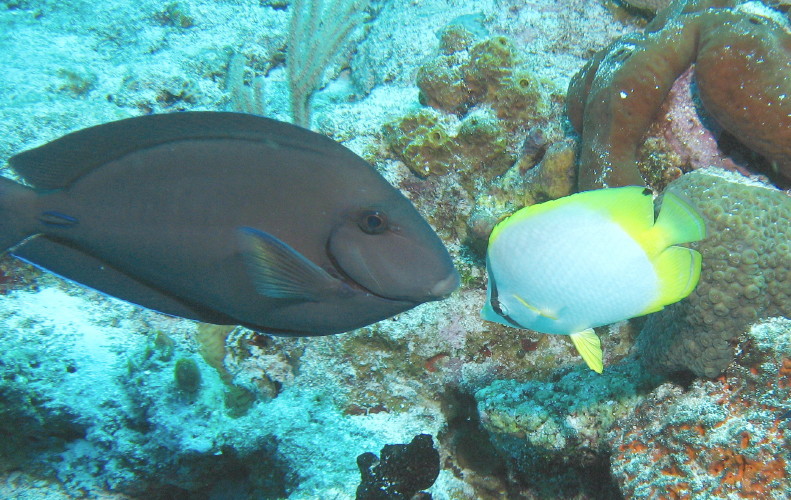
[{"left": 487, "top": 257, "right": 522, "bottom": 328}]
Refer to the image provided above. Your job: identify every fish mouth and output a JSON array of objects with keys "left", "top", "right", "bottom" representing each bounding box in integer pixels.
[{"left": 429, "top": 271, "right": 459, "bottom": 299}]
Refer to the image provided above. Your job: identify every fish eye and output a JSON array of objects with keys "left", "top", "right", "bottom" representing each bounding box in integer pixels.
[{"left": 358, "top": 210, "right": 388, "bottom": 234}]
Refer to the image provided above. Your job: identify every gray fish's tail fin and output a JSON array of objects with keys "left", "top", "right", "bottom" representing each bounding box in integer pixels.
[{"left": 0, "top": 175, "right": 36, "bottom": 252}]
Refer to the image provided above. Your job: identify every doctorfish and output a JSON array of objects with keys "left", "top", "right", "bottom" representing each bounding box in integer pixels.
[
  {"left": 0, "top": 112, "right": 459, "bottom": 335},
  {"left": 481, "top": 187, "right": 706, "bottom": 373}
]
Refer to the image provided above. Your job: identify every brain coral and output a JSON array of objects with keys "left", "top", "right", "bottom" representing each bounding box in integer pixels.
[
  {"left": 613, "top": 318, "right": 791, "bottom": 498},
  {"left": 567, "top": 0, "right": 791, "bottom": 189},
  {"left": 637, "top": 168, "right": 791, "bottom": 377}
]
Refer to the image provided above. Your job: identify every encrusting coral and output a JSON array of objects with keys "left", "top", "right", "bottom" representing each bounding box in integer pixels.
[
  {"left": 637, "top": 168, "right": 791, "bottom": 377},
  {"left": 475, "top": 318, "right": 791, "bottom": 497},
  {"left": 613, "top": 318, "right": 791, "bottom": 498},
  {"left": 567, "top": 0, "right": 791, "bottom": 190}
]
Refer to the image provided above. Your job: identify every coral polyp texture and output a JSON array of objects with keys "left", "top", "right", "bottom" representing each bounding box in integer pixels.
[
  {"left": 612, "top": 318, "right": 791, "bottom": 498},
  {"left": 567, "top": 0, "right": 791, "bottom": 190},
  {"left": 637, "top": 168, "right": 791, "bottom": 377}
]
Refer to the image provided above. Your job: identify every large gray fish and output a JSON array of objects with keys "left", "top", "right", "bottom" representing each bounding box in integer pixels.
[{"left": 0, "top": 112, "right": 458, "bottom": 335}]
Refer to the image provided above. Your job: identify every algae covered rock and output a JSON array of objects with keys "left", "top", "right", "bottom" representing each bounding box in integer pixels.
[
  {"left": 637, "top": 168, "right": 791, "bottom": 377},
  {"left": 174, "top": 357, "right": 202, "bottom": 394},
  {"left": 474, "top": 361, "right": 661, "bottom": 496}
]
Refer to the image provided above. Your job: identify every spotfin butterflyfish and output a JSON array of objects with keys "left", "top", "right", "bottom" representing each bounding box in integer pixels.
[
  {"left": 0, "top": 112, "right": 459, "bottom": 335},
  {"left": 481, "top": 187, "right": 706, "bottom": 373}
]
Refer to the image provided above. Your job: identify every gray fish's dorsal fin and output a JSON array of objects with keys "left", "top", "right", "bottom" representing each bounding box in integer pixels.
[
  {"left": 9, "top": 111, "right": 364, "bottom": 190},
  {"left": 237, "top": 226, "right": 345, "bottom": 301}
]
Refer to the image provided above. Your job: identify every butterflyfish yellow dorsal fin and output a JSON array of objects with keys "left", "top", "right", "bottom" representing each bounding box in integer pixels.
[{"left": 489, "top": 187, "right": 655, "bottom": 246}]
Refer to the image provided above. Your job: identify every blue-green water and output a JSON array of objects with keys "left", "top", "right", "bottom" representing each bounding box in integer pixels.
[{"left": 0, "top": 0, "right": 789, "bottom": 498}]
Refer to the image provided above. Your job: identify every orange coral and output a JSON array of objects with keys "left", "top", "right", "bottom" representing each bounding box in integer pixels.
[{"left": 611, "top": 319, "right": 791, "bottom": 497}]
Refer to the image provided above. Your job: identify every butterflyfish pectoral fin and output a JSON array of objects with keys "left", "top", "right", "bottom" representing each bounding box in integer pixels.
[
  {"left": 513, "top": 294, "right": 559, "bottom": 320},
  {"left": 569, "top": 329, "right": 603, "bottom": 374}
]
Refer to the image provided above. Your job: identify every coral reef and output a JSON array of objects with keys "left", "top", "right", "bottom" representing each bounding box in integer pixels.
[
  {"left": 475, "top": 360, "right": 660, "bottom": 496},
  {"left": 355, "top": 434, "right": 440, "bottom": 499},
  {"left": 620, "top": 0, "right": 675, "bottom": 13},
  {"left": 474, "top": 318, "right": 791, "bottom": 498},
  {"left": 384, "top": 21, "right": 554, "bottom": 184},
  {"left": 637, "top": 168, "right": 791, "bottom": 378},
  {"left": 568, "top": 0, "right": 791, "bottom": 189},
  {"left": 383, "top": 107, "right": 511, "bottom": 179},
  {"left": 612, "top": 318, "right": 791, "bottom": 498}
]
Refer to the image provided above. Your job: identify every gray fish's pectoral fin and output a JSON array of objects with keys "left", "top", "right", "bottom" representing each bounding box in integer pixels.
[
  {"left": 12, "top": 237, "right": 234, "bottom": 324},
  {"left": 237, "top": 227, "right": 343, "bottom": 301}
]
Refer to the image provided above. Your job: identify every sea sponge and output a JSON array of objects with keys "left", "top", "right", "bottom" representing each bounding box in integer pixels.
[
  {"left": 383, "top": 108, "right": 458, "bottom": 177},
  {"left": 567, "top": 0, "right": 791, "bottom": 189},
  {"left": 394, "top": 30, "right": 554, "bottom": 181},
  {"left": 416, "top": 53, "right": 473, "bottom": 114},
  {"left": 384, "top": 107, "right": 513, "bottom": 179},
  {"left": 636, "top": 168, "right": 791, "bottom": 377},
  {"left": 416, "top": 33, "right": 549, "bottom": 130},
  {"left": 356, "top": 434, "right": 440, "bottom": 499}
]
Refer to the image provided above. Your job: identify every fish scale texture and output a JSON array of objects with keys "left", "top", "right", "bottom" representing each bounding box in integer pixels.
[{"left": 637, "top": 168, "right": 791, "bottom": 377}]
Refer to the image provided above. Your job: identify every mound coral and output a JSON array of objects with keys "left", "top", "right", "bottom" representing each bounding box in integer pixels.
[
  {"left": 567, "top": 0, "right": 791, "bottom": 190},
  {"left": 637, "top": 168, "right": 791, "bottom": 377},
  {"left": 612, "top": 318, "right": 791, "bottom": 498}
]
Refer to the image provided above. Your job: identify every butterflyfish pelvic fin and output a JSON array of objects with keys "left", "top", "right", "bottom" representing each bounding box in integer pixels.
[
  {"left": 570, "top": 328, "right": 603, "bottom": 374},
  {"left": 513, "top": 294, "right": 559, "bottom": 320}
]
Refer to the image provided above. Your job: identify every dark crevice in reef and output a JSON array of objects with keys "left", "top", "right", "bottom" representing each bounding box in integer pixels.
[{"left": 439, "top": 387, "right": 624, "bottom": 499}]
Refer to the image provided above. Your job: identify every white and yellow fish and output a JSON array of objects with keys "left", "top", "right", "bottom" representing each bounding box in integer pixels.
[{"left": 481, "top": 187, "right": 706, "bottom": 373}]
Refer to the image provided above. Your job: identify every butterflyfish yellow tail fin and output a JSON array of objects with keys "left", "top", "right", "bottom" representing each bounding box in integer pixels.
[
  {"left": 654, "top": 191, "right": 707, "bottom": 247},
  {"left": 643, "top": 245, "right": 703, "bottom": 314},
  {"left": 569, "top": 329, "right": 603, "bottom": 374}
]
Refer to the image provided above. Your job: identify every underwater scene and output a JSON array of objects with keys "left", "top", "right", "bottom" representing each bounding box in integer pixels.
[{"left": 0, "top": 0, "right": 790, "bottom": 498}]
